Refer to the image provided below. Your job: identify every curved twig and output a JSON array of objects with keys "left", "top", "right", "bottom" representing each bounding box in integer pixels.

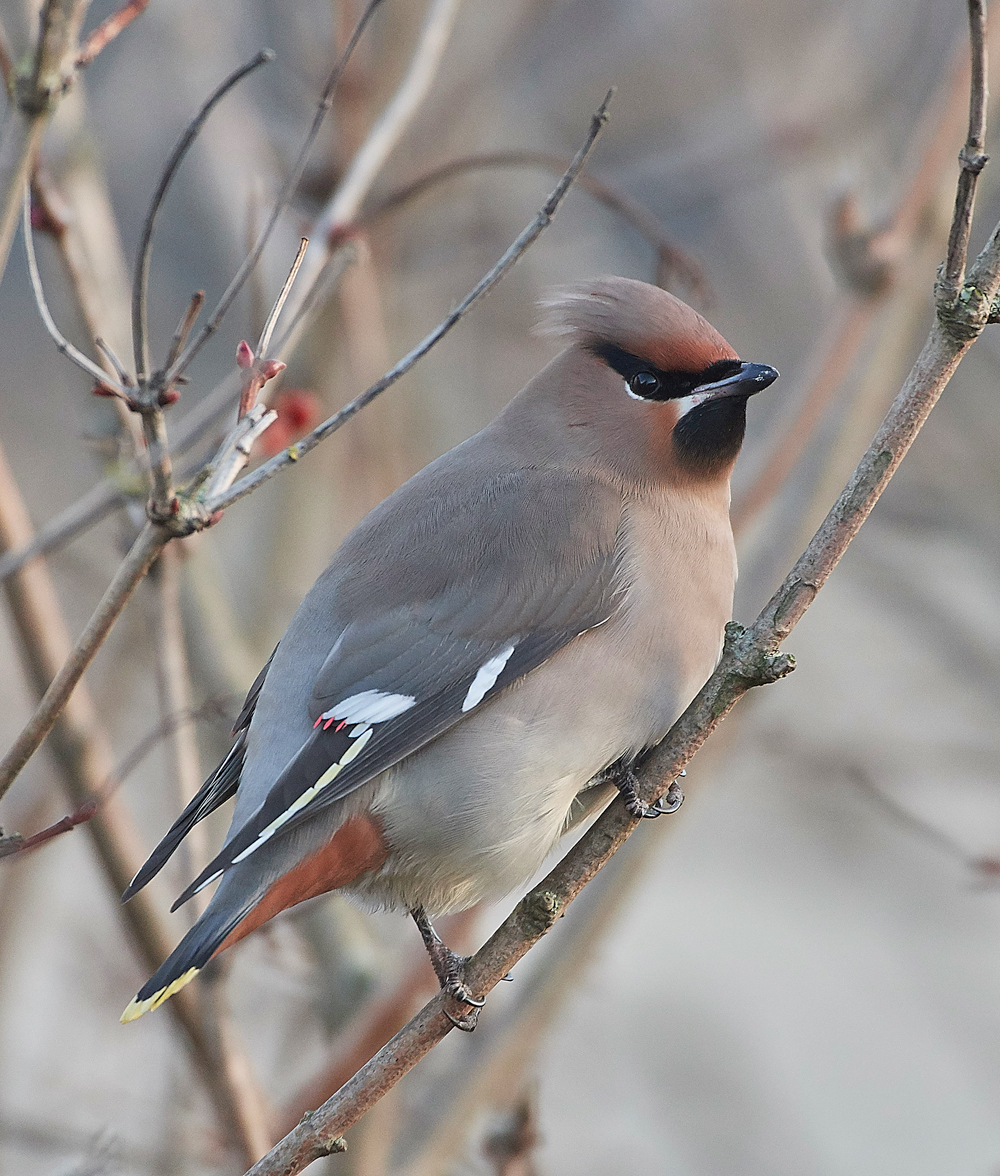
[
  {"left": 23, "top": 188, "right": 128, "bottom": 394},
  {"left": 132, "top": 49, "right": 275, "bottom": 385}
]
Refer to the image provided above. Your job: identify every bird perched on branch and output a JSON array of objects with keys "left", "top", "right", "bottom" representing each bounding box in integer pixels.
[{"left": 120, "top": 276, "right": 777, "bottom": 1025}]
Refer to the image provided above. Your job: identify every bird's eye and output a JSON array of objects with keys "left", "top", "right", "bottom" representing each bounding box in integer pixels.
[{"left": 628, "top": 371, "right": 661, "bottom": 399}]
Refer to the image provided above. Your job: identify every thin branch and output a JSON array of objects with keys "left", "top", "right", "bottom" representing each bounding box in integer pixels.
[
  {"left": 4, "top": 697, "right": 236, "bottom": 858},
  {"left": 0, "top": 522, "right": 169, "bottom": 803},
  {"left": 236, "top": 237, "right": 308, "bottom": 419},
  {"left": 131, "top": 49, "right": 275, "bottom": 386},
  {"left": 939, "top": 0, "right": 988, "bottom": 306},
  {"left": 163, "top": 290, "right": 205, "bottom": 372},
  {"left": 75, "top": 0, "right": 148, "bottom": 68},
  {"left": 361, "top": 150, "right": 709, "bottom": 303},
  {"left": 258, "top": 236, "right": 307, "bottom": 360},
  {"left": 272, "top": 0, "right": 464, "bottom": 355},
  {"left": 246, "top": 7, "right": 1000, "bottom": 1166},
  {"left": 162, "top": 0, "right": 388, "bottom": 385},
  {"left": 94, "top": 336, "right": 133, "bottom": 386},
  {"left": 209, "top": 90, "right": 614, "bottom": 514},
  {"left": 23, "top": 187, "right": 127, "bottom": 394}
]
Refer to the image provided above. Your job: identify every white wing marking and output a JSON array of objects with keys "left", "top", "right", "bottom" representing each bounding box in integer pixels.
[
  {"left": 462, "top": 644, "right": 516, "bottom": 713},
  {"left": 320, "top": 689, "right": 416, "bottom": 725}
]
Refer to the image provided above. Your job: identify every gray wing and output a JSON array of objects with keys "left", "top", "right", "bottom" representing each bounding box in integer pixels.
[
  {"left": 121, "top": 650, "right": 275, "bottom": 901},
  {"left": 173, "top": 462, "right": 625, "bottom": 907}
]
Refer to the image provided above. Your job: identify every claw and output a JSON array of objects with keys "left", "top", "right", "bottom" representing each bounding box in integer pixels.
[
  {"left": 443, "top": 1005, "right": 480, "bottom": 1032},
  {"left": 411, "top": 906, "right": 486, "bottom": 1018},
  {"left": 612, "top": 764, "right": 685, "bottom": 820}
]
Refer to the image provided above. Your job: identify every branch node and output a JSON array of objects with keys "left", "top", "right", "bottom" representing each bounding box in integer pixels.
[
  {"left": 936, "top": 276, "right": 991, "bottom": 340},
  {"left": 519, "top": 888, "right": 562, "bottom": 937},
  {"left": 317, "top": 1135, "right": 348, "bottom": 1157},
  {"left": 721, "top": 621, "right": 796, "bottom": 692},
  {"left": 959, "top": 147, "right": 990, "bottom": 174}
]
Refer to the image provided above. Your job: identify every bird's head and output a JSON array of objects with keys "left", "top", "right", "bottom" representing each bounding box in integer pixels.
[{"left": 537, "top": 277, "right": 778, "bottom": 485}]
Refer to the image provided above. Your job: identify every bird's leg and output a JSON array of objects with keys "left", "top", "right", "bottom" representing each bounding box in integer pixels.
[
  {"left": 610, "top": 760, "right": 685, "bottom": 819},
  {"left": 410, "top": 906, "right": 484, "bottom": 1031}
]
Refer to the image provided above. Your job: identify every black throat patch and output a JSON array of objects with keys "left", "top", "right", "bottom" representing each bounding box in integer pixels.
[{"left": 591, "top": 342, "right": 748, "bottom": 475}]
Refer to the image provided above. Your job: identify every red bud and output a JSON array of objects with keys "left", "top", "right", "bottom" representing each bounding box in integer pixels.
[{"left": 236, "top": 340, "right": 254, "bottom": 368}]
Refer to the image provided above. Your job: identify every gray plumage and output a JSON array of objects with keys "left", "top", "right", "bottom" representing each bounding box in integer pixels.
[{"left": 122, "top": 276, "right": 777, "bottom": 1019}]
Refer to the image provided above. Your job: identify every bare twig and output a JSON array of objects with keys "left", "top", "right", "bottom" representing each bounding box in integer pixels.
[
  {"left": 23, "top": 187, "right": 126, "bottom": 393},
  {"left": 163, "top": 0, "right": 388, "bottom": 385},
  {"left": 361, "top": 150, "right": 708, "bottom": 302},
  {"left": 209, "top": 90, "right": 614, "bottom": 514},
  {"left": 163, "top": 290, "right": 205, "bottom": 372},
  {"left": 75, "top": 0, "right": 148, "bottom": 67},
  {"left": 258, "top": 237, "right": 307, "bottom": 360},
  {"left": 236, "top": 237, "right": 308, "bottom": 419},
  {"left": 245, "top": 11, "right": 1000, "bottom": 1170},
  {"left": 939, "top": 0, "right": 988, "bottom": 307},
  {"left": 131, "top": 48, "right": 275, "bottom": 387}
]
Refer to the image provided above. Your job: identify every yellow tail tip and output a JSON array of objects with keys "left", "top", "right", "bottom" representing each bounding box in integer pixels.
[{"left": 120, "top": 966, "right": 201, "bottom": 1024}]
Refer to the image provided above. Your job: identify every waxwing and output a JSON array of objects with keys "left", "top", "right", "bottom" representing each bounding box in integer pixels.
[{"left": 121, "top": 276, "right": 778, "bottom": 1023}]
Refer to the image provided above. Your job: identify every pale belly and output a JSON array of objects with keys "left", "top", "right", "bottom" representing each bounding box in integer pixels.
[{"left": 352, "top": 490, "right": 736, "bottom": 914}]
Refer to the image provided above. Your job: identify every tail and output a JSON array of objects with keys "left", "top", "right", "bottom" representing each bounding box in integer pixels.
[{"left": 120, "top": 888, "right": 253, "bottom": 1022}]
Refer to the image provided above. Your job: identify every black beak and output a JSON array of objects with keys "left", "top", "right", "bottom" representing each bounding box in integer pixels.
[{"left": 695, "top": 362, "right": 779, "bottom": 400}]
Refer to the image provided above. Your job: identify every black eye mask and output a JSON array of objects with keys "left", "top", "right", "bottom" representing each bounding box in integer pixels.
[{"left": 590, "top": 342, "right": 743, "bottom": 401}]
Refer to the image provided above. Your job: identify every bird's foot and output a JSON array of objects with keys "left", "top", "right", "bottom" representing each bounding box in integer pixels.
[
  {"left": 613, "top": 764, "right": 685, "bottom": 819},
  {"left": 410, "top": 907, "right": 484, "bottom": 1032}
]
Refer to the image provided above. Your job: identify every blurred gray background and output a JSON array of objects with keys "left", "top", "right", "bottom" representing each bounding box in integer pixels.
[{"left": 2, "top": 0, "right": 1000, "bottom": 1173}]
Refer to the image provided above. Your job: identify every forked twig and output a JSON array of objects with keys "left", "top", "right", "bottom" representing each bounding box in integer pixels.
[
  {"left": 939, "top": 0, "right": 989, "bottom": 307},
  {"left": 23, "top": 188, "right": 128, "bottom": 395}
]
